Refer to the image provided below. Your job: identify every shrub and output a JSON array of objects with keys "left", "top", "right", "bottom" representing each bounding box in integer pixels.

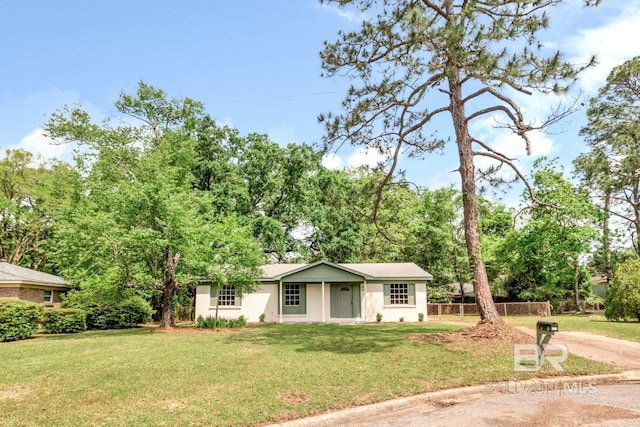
[
  {"left": 62, "top": 290, "right": 153, "bottom": 330},
  {"left": 196, "top": 315, "right": 247, "bottom": 329},
  {"left": 41, "top": 309, "right": 87, "bottom": 334},
  {"left": 418, "top": 312, "right": 424, "bottom": 322},
  {"left": 0, "top": 300, "right": 43, "bottom": 342},
  {"left": 259, "top": 313, "right": 266, "bottom": 323},
  {"left": 376, "top": 313, "right": 382, "bottom": 322},
  {"left": 606, "top": 259, "right": 640, "bottom": 322}
]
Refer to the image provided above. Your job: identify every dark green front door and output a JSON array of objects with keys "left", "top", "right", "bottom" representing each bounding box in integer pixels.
[{"left": 331, "top": 284, "right": 361, "bottom": 318}]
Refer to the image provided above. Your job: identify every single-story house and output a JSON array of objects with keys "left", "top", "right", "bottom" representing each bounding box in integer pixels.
[
  {"left": 0, "top": 259, "right": 70, "bottom": 307},
  {"left": 195, "top": 260, "right": 432, "bottom": 323}
]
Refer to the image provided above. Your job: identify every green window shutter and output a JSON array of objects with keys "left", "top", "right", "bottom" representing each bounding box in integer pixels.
[
  {"left": 235, "top": 287, "right": 242, "bottom": 307},
  {"left": 383, "top": 284, "right": 390, "bottom": 305},
  {"left": 330, "top": 284, "right": 339, "bottom": 318},
  {"left": 352, "top": 284, "right": 361, "bottom": 318},
  {"left": 408, "top": 284, "right": 415, "bottom": 305},
  {"left": 299, "top": 284, "right": 306, "bottom": 314},
  {"left": 210, "top": 286, "right": 218, "bottom": 307}
]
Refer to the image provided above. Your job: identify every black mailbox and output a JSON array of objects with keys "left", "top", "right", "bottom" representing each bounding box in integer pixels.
[{"left": 536, "top": 320, "right": 558, "bottom": 333}]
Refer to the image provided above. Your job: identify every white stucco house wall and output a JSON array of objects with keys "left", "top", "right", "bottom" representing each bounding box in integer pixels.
[{"left": 195, "top": 260, "right": 432, "bottom": 323}]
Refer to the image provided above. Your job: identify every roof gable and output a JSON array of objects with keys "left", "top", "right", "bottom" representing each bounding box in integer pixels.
[
  {"left": 260, "top": 260, "right": 431, "bottom": 282},
  {"left": 265, "top": 260, "right": 369, "bottom": 283}
]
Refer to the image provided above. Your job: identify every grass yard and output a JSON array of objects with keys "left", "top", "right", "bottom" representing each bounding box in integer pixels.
[
  {"left": 429, "top": 313, "right": 640, "bottom": 343},
  {"left": 1, "top": 323, "right": 614, "bottom": 426}
]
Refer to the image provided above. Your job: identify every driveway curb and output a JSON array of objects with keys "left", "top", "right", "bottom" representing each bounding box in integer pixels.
[{"left": 266, "top": 371, "right": 640, "bottom": 427}]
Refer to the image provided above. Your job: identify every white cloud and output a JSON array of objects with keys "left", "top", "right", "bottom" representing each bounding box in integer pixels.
[
  {"left": 3, "top": 128, "right": 72, "bottom": 165},
  {"left": 322, "top": 152, "right": 343, "bottom": 170},
  {"left": 321, "top": 146, "right": 390, "bottom": 170},
  {"left": 566, "top": 4, "right": 640, "bottom": 94},
  {"left": 346, "top": 146, "right": 387, "bottom": 168}
]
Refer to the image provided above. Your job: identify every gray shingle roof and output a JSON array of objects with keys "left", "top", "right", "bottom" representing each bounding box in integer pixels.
[
  {"left": 260, "top": 260, "right": 432, "bottom": 281},
  {"left": 0, "top": 261, "right": 69, "bottom": 288}
]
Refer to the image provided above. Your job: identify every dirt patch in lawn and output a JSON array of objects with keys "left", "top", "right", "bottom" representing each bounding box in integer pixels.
[{"left": 411, "top": 322, "right": 535, "bottom": 345}]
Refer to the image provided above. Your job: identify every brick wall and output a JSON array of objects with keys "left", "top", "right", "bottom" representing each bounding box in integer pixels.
[
  {"left": 0, "top": 287, "right": 19, "bottom": 299},
  {"left": 0, "top": 287, "right": 66, "bottom": 307},
  {"left": 18, "top": 287, "right": 45, "bottom": 304}
]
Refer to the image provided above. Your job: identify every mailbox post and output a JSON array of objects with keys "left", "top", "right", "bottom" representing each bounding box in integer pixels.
[{"left": 536, "top": 320, "right": 558, "bottom": 366}]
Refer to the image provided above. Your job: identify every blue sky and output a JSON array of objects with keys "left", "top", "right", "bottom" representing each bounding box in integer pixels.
[{"left": 1, "top": 1, "right": 639, "bottom": 203}]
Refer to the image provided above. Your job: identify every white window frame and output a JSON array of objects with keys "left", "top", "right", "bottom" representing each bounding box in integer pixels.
[
  {"left": 218, "top": 285, "right": 236, "bottom": 306},
  {"left": 284, "top": 284, "right": 300, "bottom": 307},
  {"left": 389, "top": 283, "right": 409, "bottom": 305},
  {"left": 43, "top": 289, "right": 53, "bottom": 304}
]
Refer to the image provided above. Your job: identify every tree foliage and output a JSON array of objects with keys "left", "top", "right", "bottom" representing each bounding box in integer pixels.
[
  {"left": 0, "top": 150, "right": 76, "bottom": 270},
  {"left": 605, "top": 258, "right": 640, "bottom": 322},
  {"left": 500, "top": 160, "right": 599, "bottom": 309},
  {"left": 576, "top": 56, "right": 640, "bottom": 258},
  {"left": 45, "top": 83, "right": 264, "bottom": 328}
]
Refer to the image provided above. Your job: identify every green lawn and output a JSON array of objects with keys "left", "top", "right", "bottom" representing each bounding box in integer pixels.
[
  {"left": 429, "top": 313, "right": 640, "bottom": 342},
  {"left": 1, "top": 323, "right": 614, "bottom": 427}
]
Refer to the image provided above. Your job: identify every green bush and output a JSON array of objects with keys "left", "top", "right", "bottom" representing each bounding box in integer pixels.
[
  {"left": 196, "top": 315, "right": 247, "bottom": 329},
  {"left": 41, "top": 309, "right": 87, "bottom": 334},
  {"left": 418, "top": 312, "right": 424, "bottom": 322},
  {"left": 0, "top": 300, "right": 43, "bottom": 342},
  {"left": 427, "top": 290, "right": 453, "bottom": 304},
  {"left": 62, "top": 291, "right": 153, "bottom": 330},
  {"left": 606, "top": 259, "right": 640, "bottom": 322}
]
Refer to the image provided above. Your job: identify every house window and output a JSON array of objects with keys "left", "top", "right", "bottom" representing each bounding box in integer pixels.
[
  {"left": 282, "top": 284, "right": 306, "bottom": 315},
  {"left": 384, "top": 283, "right": 416, "bottom": 305},
  {"left": 209, "top": 285, "right": 242, "bottom": 307},
  {"left": 390, "top": 283, "right": 409, "bottom": 304},
  {"left": 43, "top": 290, "right": 53, "bottom": 304},
  {"left": 218, "top": 285, "right": 236, "bottom": 306},
  {"left": 285, "top": 284, "right": 300, "bottom": 307}
]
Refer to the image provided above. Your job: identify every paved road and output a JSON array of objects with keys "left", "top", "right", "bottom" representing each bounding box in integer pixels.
[{"left": 355, "top": 383, "right": 640, "bottom": 427}]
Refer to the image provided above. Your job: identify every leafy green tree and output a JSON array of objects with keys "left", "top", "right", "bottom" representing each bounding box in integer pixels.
[
  {"left": 403, "top": 187, "right": 469, "bottom": 286},
  {"left": 577, "top": 56, "right": 640, "bottom": 257},
  {"left": 238, "top": 135, "right": 322, "bottom": 261},
  {"left": 319, "top": 0, "right": 596, "bottom": 324},
  {"left": 501, "top": 160, "right": 599, "bottom": 310},
  {"left": 306, "top": 168, "right": 372, "bottom": 262},
  {"left": 46, "top": 83, "right": 264, "bottom": 328},
  {"left": 0, "top": 149, "right": 76, "bottom": 271},
  {"left": 605, "top": 258, "right": 640, "bottom": 322}
]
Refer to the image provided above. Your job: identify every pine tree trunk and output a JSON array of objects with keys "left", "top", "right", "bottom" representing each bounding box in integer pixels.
[
  {"left": 159, "top": 245, "right": 180, "bottom": 329},
  {"left": 448, "top": 74, "right": 502, "bottom": 325}
]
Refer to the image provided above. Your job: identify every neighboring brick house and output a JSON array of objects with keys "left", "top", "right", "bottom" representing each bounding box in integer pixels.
[{"left": 0, "top": 260, "right": 70, "bottom": 307}]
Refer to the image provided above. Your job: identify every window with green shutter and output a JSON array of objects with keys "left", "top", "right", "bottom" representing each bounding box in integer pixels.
[
  {"left": 282, "top": 284, "right": 306, "bottom": 315},
  {"left": 383, "top": 283, "right": 415, "bottom": 305},
  {"left": 210, "top": 285, "right": 242, "bottom": 307}
]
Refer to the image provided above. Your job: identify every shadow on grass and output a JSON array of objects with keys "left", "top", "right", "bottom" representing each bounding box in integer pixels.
[{"left": 225, "top": 323, "right": 460, "bottom": 355}]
